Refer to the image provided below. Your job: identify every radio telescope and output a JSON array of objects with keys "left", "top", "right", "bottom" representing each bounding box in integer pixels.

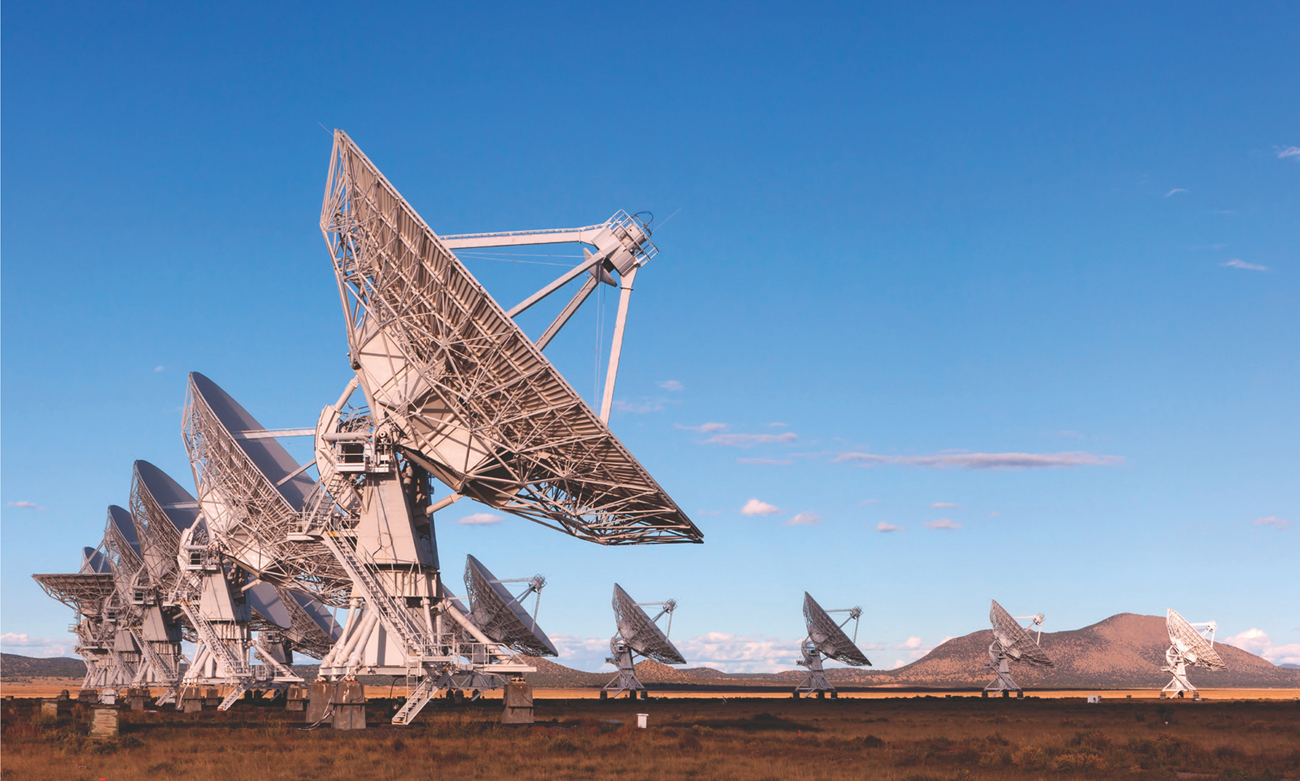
[
  {"left": 296, "top": 130, "right": 702, "bottom": 724},
  {"left": 602, "top": 584, "right": 684, "bottom": 699},
  {"left": 984, "top": 599, "right": 1053, "bottom": 697},
  {"left": 464, "top": 555, "right": 557, "bottom": 658},
  {"left": 1161, "top": 608, "right": 1226, "bottom": 698},
  {"left": 795, "top": 592, "right": 870, "bottom": 699},
  {"left": 32, "top": 547, "right": 127, "bottom": 699}
]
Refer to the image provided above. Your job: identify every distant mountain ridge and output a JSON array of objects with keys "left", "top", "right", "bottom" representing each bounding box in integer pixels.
[{"left": 6, "top": 614, "right": 1296, "bottom": 690}]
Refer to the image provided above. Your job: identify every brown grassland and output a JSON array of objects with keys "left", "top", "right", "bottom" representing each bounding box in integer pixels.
[{"left": 2, "top": 693, "right": 1298, "bottom": 781}]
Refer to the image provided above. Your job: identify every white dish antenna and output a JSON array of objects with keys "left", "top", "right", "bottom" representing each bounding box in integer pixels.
[
  {"left": 463, "top": 555, "right": 557, "bottom": 657},
  {"left": 129, "top": 460, "right": 199, "bottom": 596},
  {"left": 795, "top": 592, "right": 870, "bottom": 698},
  {"left": 603, "top": 584, "right": 683, "bottom": 698},
  {"left": 984, "top": 599, "right": 1052, "bottom": 696},
  {"left": 319, "top": 130, "right": 702, "bottom": 546},
  {"left": 1162, "top": 608, "right": 1226, "bottom": 698}
]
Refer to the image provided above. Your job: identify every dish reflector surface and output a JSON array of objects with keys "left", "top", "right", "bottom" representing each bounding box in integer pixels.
[
  {"left": 803, "top": 592, "right": 870, "bottom": 666},
  {"left": 612, "top": 584, "right": 684, "bottom": 664},
  {"left": 130, "top": 460, "right": 198, "bottom": 591},
  {"left": 184, "top": 372, "right": 348, "bottom": 602},
  {"left": 989, "top": 600, "right": 1053, "bottom": 667},
  {"left": 463, "top": 555, "right": 557, "bottom": 657},
  {"left": 320, "top": 131, "right": 702, "bottom": 546},
  {"left": 1167, "top": 609, "right": 1226, "bottom": 670}
]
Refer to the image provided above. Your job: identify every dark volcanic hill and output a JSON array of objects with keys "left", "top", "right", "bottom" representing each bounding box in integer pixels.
[{"left": 1, "top": 654, "right": 85, "bottom": 679}]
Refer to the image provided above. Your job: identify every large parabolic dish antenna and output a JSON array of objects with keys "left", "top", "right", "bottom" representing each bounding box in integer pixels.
[
  {"left": 1167, "top": 609, "right": 1226, "bottom": 669},
  {"left": 990, "top": 599, "right": 1053, "bottom": 667},
  {"left": 319, "top": 131, "right": 701, "bottom": 546},
  {"left": 613, "top": 584, "right": 685, "bottom": 665},
  {"left": 804, "top": 592, "right": 870, "bottom": 666},
  {"left": 31, "top": 547, "right": 117, "bottom": 617},
  {"left": 129, "top": 460, "right": 199, "bottom": 594},
  {"left": 464, "top": 555, "right": 557, "bottom": 657},
  {"left": 183, "top": 372, "right": 349, "bottom": 602}
]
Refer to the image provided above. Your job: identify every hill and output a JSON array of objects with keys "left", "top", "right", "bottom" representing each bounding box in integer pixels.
[{"left": 1, "top": 654, "right": 86, "bottom": 679}]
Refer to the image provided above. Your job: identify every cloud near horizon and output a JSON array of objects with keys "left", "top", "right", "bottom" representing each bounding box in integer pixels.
[
  {"left": 706, "top": 431, "right": 798, "bottom": 447},
  {"left": 835, "top": 451, "right": 1122, "bottom": 470},
  {"left": 740, "top": 498, "right": 780, "bottom": 516},
  {"left": 0, "top": 633, "right": 74, "bottom": 657},
  {"left": 457, "top": 512, "right": 504, "bottom": 526},
  {"left": 1221, "top": 628, "right": 1300, "bottom": 667}
]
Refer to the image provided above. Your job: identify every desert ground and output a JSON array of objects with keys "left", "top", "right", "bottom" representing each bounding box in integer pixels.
[{"left": 3, "top": 689, "right": 1297, "bottom": 781}]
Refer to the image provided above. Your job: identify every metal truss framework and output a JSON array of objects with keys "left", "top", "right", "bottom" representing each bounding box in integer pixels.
[
  {"left": 795, "top": 593, "right": 870, "bottom": 698},
  {"left": 603, "top": 585, "right": 683, "bottom": 698},
  {"left": 320, "top": 130, "right": 702, "bottom": 546},
  {"left": 1161, "top": 608, "right": 1226, "bottom": 698}
]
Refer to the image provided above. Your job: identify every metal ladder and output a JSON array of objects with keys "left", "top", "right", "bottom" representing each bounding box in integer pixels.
[
  {"left": 318, "top": 531, "right": 433, "bottom": 658},
  {"left": 391, "top": 676, "right": 441, "bottom": 725}
]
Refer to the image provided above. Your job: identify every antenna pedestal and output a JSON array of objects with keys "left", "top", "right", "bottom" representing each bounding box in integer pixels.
[
  {"left": 794, "top": 643, "right": 835, "bottom": 698},
  {"left": 1161, "top": 647, "right": 1197, "bottom": 698},
  {"left": 984, "top": 644, "right": 1021, "bottom": 694},
  {"left": 602, "top": 641, "right": 645, "bottom": 699}
]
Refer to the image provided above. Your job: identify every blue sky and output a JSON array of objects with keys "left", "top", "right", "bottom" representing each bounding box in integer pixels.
[{"left": 2, "top": 2, "right": 1296, "bottom": 673}]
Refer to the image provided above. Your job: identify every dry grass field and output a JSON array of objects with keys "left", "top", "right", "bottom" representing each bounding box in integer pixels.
[{"left": 3, "top": 693, "right": 1297, "bottom": 781}]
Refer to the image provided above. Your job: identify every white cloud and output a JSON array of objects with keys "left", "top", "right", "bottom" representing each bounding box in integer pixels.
[
  {"left": 1165, "top": 188, "right": 1187, "bottom": 197},
  {"left": 154, "top": 365, "right": 165, "bottom": 372},
  {"left": 1222, "top": 258, "right": 1268, "bottom": 271},
  {"left": 1253, "top": 516, "right": 1289, "bottom": 530},
  {"left": 893, "top": 659, "right": 906, "bottom": 668},
  {"left": 785, "top": 511, "right": 820, "bottom": 526},
  {"left": 658, "top": 380, "right": 684, "bottom": 391},
  {"left": 0, "top": 633, "right": 75, "bottom": 657},
  {"left": 7, "top": 501, "right": 46, "bottom": 511},
  {"left": 858, "top": 499, "right": 879, "bottom": 506},
  {"left": 923, "top": 518, "right": 962, "bottom": 530},
  {"left": 706, "top": 432, "right": 797, "bottom": 447},
  {"left": 740, "top": 498, "right": 780, "bottom": 516},
  {"left": 457, "top": 512, "right": 504, "bottom": 526},
  {"left": 894, "top": 637, "right": 923, "bottom": 650},
  {"left": 677, "top": 633, "right": 804, "bottom": 674},
  {"left": 931, "top": 502, "right": 962, "bottom": 509},
  {"left": 875, "top": 522, "right": 902, "bottom": 533},
  {"left": 675, "top": 422, "right": 728, "bottom": 433},
  {"left": 737, "top": 457, "right": 793, "bottom": 465},
  {"left": 1276, "top": 145, "right": 1300, "bottom": 160},
  {"left": 835, "top": 450, "right": 1122, "bottom": 470},
  {"left": 613, "top": 397, "right": 667, "bottom": 414},
  {"left": 549, "top": 633, "right": 618, "bottom": 671},
  {"left": 1221, "top": 628, "right": 1300, "bottom": 667}
]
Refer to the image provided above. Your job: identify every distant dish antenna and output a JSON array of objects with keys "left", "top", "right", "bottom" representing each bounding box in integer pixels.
[
  {"left": 795, "top": 592, "right": 870, "bottom": 699},
  {"left": 1162, "top": 608, "right": 1226, "bottom": 699},
  {"left": 984, "top": 599, "right": 1053, "bottom": 697},
  {"left": 603, "top": 584, "right": 684, "bottom": 699},
  {"left": 32, "top": 547, "right": 123, "bottom": 699},
  {"left": 464, "top": 555, "right": 557, "bottom": 658}
]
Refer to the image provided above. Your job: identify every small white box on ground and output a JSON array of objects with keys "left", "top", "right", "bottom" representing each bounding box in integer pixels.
[
  {"left": 636, "top": 713, "right": 648, "bottom": 729},
  {"left": 1086, "top": 695, "right": 1101, "bottom": 703}
]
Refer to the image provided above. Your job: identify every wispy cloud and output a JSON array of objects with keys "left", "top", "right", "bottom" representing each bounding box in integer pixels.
[
  {"left": 768, "top": 422, "right": 788, "bottom": 428},
  {"left": 675, "top": 422, "right": 728, "bottom": 433},
  {"left": 930, "top": 502, "right": 962, "bottom": 509},
  {"left": 658, "top": 380, "right": 684, "bottom": 391},
  {"left": 737, "top": 457, "right": 792, "bottom": 465},
  {"left": 154, "top": 365, "right": 165, "bottom": 372},
  {"left": 988, "top": 511, "right": 1001, "bottom": 518},
  {"left": 1165, "top": 188, "right": 1187, "bottom": 197},
  {"left": 0, "top": 633, "right": 74, "bottom": 657},
  {"left": 7, "top": 501, "right": 46, "bottom": 511},
  {"left": 457, "top": 512, "right": 504, "bottom": 526},
  {"left": 1276, "top": 145, "right": 1300, "bottom": 161},
  {"left": 1222, "top": 628, "right": 1300, "bottom": 666},
  {"left": 613, "top": 397, "right": 667, "bottom": 414},
  {"left": 835, "top": 451, "right": 1122, "bottom": 470},
  {"left": 859, "top": 499, "right": 879, "bottom": 506},
  {"left": 706, "top": 432, "right": 797, "bottom": 448},
  {"left": 876, "top": 521, "right": 903, "bottom": 533},
  {"left": 1253, "top": 516, "right": 1289, "bottom": 531},
  {"left": 677, "top": 633, "right": 804, "bottom": 674},
  {"left": 923, "top": 518, "right": 962, "bottom": 530},
  {"left": 785, "top": 511, "right": 820, "bottom": 526},
  {"left": 1222, "top": 258, "right": 1268, "bottom": 271},
  {"left": 740, "top": 498, "right": 780, "bottom": 517}
]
